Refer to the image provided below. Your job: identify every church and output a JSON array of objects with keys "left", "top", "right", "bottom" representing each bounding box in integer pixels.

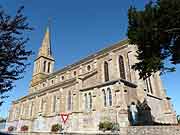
[{"left": 7, "top": 26, "right": 177, "bottom": 133}]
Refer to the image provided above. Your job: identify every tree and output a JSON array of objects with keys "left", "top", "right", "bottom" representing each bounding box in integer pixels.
[
  {"left": 177, "top": 115, "right": 180, "bottom": 124},
  {"left": 0, "top": 6, "right": 33, "bottom": 105},
  {"left": 127, "top": 0, "right": 180, "bottom": 79}
]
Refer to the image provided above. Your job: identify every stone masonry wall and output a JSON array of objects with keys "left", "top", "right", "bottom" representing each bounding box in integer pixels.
[
  {"left": 127, "top": 126, "right": 180, "bottom": 135},
  {"left": 9, "top": 126, "right": 180, "bottom": 135}
]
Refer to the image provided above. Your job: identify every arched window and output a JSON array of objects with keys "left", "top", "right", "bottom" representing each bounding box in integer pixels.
[
  {"left": 53, "top": 95, "right": 56, "bottom": 112},
  {"left": 119, "top": 56, "right": 126, "bottom": 79},
  {"left": 102, "top": 89, "right": 107, "bottom": 107},
  {"left": 38, "top": 62, "right": 40, "bottom": 72},
  {"left": 107, "top": 88, "right": 112, "bottom": 106},
  {"left": 43, "top": 61, "right": 46, "bottom": 72},
  {"left": 56, "top": 97, "right": 60, "bottom": 112},
  {"left": 47, "top": 62, "right": 51, "bottom": 73},
  {"left": 73, "top": 71, "right": 76, "bottom": 76},
  {"left": 21, "top": 104, "right": 24, "bottom": 116},
  {"left": 25, "top": 104, "right": 29, "bottom": 117},
  {"left": 148, "top": 77, "right": 153, "bottom": 94},
  {"left": 30, "top": 102, "right": 33, "bottom": 116},
  {"left": 104, "top": 61, "right": 109, "bottom": 82},
  {"left": 145, "top": 79, "right": 149, "bottom": 93},
  {"left": 145, "top": 78, "right": 153, "bottom": 94},
  {"left": 35, "top": 62, "right": 38, "bottom": 73},
  {"left": 89, "top": 92, "right": 92, "bottom": 109},
  {"left": 67, "top": 91, "right": 72, "bottom": 111},
  {"left": 40, "top": 98, "right": 44, "bottom": 112},
  {"left": 87, "top": 65, "right": 91, "bottom": 71},
  {"left": 51, "top": 80, "right": 54, "bottom": 84},
  {"left": 85, "top": 93, "right": 88, "bottom": 110}
]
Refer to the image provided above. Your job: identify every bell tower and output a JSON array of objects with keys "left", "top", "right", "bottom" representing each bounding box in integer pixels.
[{"left": 31, "top": 25, "right": 55, "bottom": 87}]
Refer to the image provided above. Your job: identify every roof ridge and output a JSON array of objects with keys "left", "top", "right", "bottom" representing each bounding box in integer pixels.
[{"left": 49, "top": 39, "right": 129, "bottom": 77}]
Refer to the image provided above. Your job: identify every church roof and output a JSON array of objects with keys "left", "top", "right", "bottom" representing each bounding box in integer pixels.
[{"left": 50, "top": 39, "right": 129, "bottom": 77}]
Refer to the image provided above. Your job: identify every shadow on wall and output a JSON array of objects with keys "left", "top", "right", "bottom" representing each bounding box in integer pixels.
[
  {"left": 128, "top": 99, "right": 154, "bottom": 126},
  {"left": 128, "top": 100, "right": 178, "bottom": 126}
]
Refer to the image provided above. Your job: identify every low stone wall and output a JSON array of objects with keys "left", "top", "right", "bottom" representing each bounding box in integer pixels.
[
  {"left": 127, "top": 126, "right": 180, "bottom": 135},
  {"left": 8, "top": 126, "right": 180, "bottom": 135},
  {"left": 7, "top": 132, "right": 119, "bottom": 135}
]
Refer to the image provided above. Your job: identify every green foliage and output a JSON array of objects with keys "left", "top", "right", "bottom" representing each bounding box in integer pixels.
[
  {"left": 21, "top": 125, "right": 28, "bottom": 132},
  {"left": 177, "top": 115, "right": 180, "bottom": 124},
  {"left": 127, "top": 0, "right": 180, "bottom": 79},
  {"left": 98, "top": 121, "right": 119, "bottom": 131},
  {"left": 8, "top": 126, "right": 15, "bottom": 132},
  {"left": 111, "top": 123, "right": 120, "bottom": 131},
  {"left": 0, "top": 6, "right": 33, "bottom": 105},
  {"left": 51, "top": 123, "right": 62, "bottom": 132},
  {"left": 0, "top": 117, "right": 6, "bottom": 122}
]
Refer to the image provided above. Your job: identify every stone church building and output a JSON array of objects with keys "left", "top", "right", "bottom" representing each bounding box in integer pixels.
[{"left": 7, "top": 26, "right": 177, "bottom": 132}]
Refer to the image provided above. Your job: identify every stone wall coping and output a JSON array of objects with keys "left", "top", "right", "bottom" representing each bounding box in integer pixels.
[
  {"left": 80, "top": 78, "right": 137, "bottom": 92},
  {"left": 13, "top": 77, "right": 137, "bottom": 104}
]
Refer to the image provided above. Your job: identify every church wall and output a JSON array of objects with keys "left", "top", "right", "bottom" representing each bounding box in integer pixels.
[
  {"left": 7, "top": 40, "right": 177, "bottom": 133},
  {"left": 82, "top": 70, "right": 98, "bottom": 89},
  {"left": 76, "top": 84, "right": 118, "bottom": 131},
  {"left": 146, "top": 96, "right": 164, "bottom": 120}
]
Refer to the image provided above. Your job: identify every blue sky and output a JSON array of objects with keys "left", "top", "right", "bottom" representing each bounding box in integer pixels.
[{"left": 0, "top": 0, "right": 179, "bottom": 118}]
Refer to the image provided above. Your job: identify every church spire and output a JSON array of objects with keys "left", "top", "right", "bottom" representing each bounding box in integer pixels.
[
  {"left": 38, "top": 24, "right": 53, "bottom": 59},
  {"left": 30, "top": 24, "right": 55, "bottom": 88}
]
